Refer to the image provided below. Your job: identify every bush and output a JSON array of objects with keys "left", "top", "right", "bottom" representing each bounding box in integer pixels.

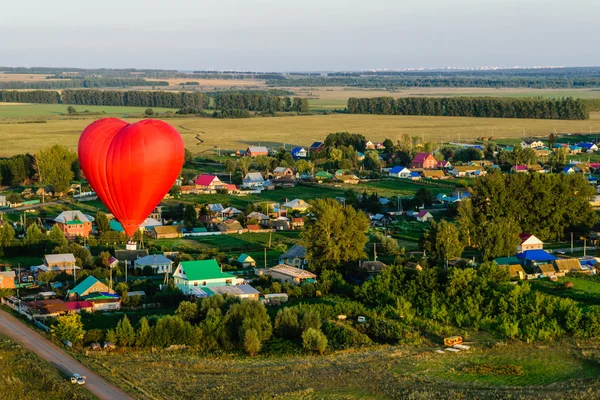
[
  {"left": 83, "top": 329, "right": 104, "bottom": 345},
  {"left": 302, "top": 328, "right": 328, "bottom": 355},
  {"left": 322, "top": 320, "right": 371, "bottom": 349},
  {"left": 243, "top": 329, "right": 261, "bottom": 356},
  {"left": 300, "top": 309, "right": 322, "bottom": 332},
  {"left": 274, "top": 308, "right": 300, "bottom": 339}
]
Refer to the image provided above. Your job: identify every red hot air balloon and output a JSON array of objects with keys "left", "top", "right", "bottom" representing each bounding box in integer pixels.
[{"left": 78, "top": 118, "right": 184, "bottom": 237}]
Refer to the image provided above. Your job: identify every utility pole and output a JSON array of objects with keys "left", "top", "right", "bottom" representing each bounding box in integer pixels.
[
  {"left": 571, "top": 232, "right": 574, "bottom": 254},
  {"left": 584, "top": 237, "right": 587, "bottom": 257},
  {"left": 373, "top": 243, "right": 377, "bottom": 262},
  {"left": 268, "top": 231, "right": 272, "bottom": 248},
  {"left": 264, "top": 248, "right": 267, "bottom": 268}
]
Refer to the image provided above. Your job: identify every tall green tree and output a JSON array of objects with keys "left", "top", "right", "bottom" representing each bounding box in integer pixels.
[
  {"left": 36, "top": 145, "right": 76, "bottom": 194},
  {"left": 424, "top": 220, "right": 464, "bottom": 266},
  {"left": 95, "top": 212, "right": 110, "bottom": 234},
  {"left": 301, "top": 199, "right": 369, "bottom": 273},
  {"left": 48, "top": 224, "right": 68, "bottom": 246},
  {"left": 115, "top": 315, "right": 136, "bottom": 347},
  {"left": 183, "top": 204, "right": 197, "bottom": 231},
  {"left": 51, "top": 314, "right": 85, "bottom": 344}
]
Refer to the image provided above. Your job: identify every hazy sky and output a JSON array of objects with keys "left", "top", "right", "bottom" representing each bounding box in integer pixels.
[{"left": 2, "top": 0, "right": 599, "bottom": 71}]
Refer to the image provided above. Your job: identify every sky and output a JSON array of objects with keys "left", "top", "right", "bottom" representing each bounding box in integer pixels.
[{"left": 2, "top": 0, "right": 599, "bottom": 71}]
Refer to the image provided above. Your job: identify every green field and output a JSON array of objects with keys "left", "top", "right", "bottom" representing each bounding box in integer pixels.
[
  {"left": 0, "top": 333, "right": 96, "bottom": 400},
  {"left": 0, "top": 104, "right": 177, "bottom": 118},
  {"left": 79, "top": 342, "right": 600, "bottom": 400},
  {"left": 530, "top": 276, "right": 600, "bottom": 306}
]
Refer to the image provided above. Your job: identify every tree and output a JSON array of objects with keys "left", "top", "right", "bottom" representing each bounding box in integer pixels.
[
  {"left": 383, "top": 138, "right": 395, "bottom": 153},
  {"left": 274, "top": 308, "right": 300, "bottom": 339},
  {"left": 48, "top": 224, "right": 68, "bottom": 246},
  {"left": 296, "top": 160, "right": 315, "bottom": 175},
  {"left": 301, "top": 199, "right": 369, "bottom": 273},
  {"left": 176, "top": 301, "right": 198, "bottom": 322},
  {"left": 115, "top": 315, "right": 136, "bottom": 347},
  {"left": 67, "top": 106, "right": 76, "bottom": 114},
  {"left": 25, "top": 223, "right": 45, "bottom": 245},
  {"left": 300, "top": 310, "right": 322, "bottom": 332},
  {"left": 363, "top": 150, "right": 381, "bottom": 171},
  {"left": 51, "top": 313, "right": 85, "bottom": 344},
  {"left": 36, "top": 145, "right": 76, "bottom": 194},
  {"left": 136, "top": 317, "right": 152, "bottom": 347},
  {"left": 0, "top": 223, "right": 15, "bottom": 248},
  {"left": 243, "top": 329, "right": 261, "bottom": 356},
  {"left": 237, "top": 157, "right": 252, "bottom": 174},
  {"left": 224, "top": 159, "right": 237, "bottom": 175},
  {"left": 424, "top": 220, "right": 464, "bottom": 266},
  {"left": 302, "top": 328, "right": 327, "bottom": 355},
  {"left": 144, "top": 108, "right": 154, "bottom": 116},
  {"left": 183, "top": 204, "right": 197, "bottom": 231},
  {"left": 224, "top": 300, "right": 272, "bottom": 346},
  {"left": 95, "top": 212, "right": 110, "bottom": 234},
  {"left": 414, "top": 188, "right": 433, "bottom": 207},
  {"left": 105, "top": 329, "right": 117, "bottom": 344},
  {"left": 184, "top": 148, "right": 194, "bottom": 165}
]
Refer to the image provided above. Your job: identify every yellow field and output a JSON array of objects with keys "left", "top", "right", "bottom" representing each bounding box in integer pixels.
[
  {"left": 1, "top": 112, "right": 599, "bottom": 157},
  {"left": 0, "top": 73, "right": 64, "bottom": 82}
]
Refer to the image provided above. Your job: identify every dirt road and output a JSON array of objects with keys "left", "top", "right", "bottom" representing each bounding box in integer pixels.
[{"left": 0, "top": 308, "right": 134, "bottom": 400}]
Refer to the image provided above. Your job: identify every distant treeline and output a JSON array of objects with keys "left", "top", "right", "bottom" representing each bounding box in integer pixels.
[
  {"left": 583, "top": 98, "right": 600, "bottom": 111},
  {"left": 272, "top": 76, "right": 600, "bottom": 89},
  {"left": 347, "top": 97, "right": 589, "bottom": 120},
  {"left": 0, "top": 78, "right": 168, "bottom": 90},
  {"left": 213, "top": 93, "right": 309, "bottom": 113},
  {"left": 0, "top": 89, "right": 309, "bottom": 113}
]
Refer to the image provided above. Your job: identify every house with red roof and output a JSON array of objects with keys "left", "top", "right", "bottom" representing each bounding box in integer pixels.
[
  {"left": 437, "top": 160, "right": 452, "bottom": 169},
  {"left": 195, "top": 174, "right": 224, "bottom": 191},
  {"left": 511, "top": 165, "right": 529, "bottom": 173},
  {"left": 518, "top": 234, "right": 543, "bottom": 252},
  {"left": 411, "top": 153, "right": 437, "bottom": 169},
  {"left": 415, "top": 210, "right": 433, "bottom": 222}
]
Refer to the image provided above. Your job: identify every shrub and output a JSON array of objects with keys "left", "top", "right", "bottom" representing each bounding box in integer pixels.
[
  {"left": 302, "top": 328, "right": 328, "bottom": 355},
  {"left": 322, "top": 320, "right": 371, "bottom": 349},
  {"left": 83, "top": 329, "right": 104, "bottom": 345},
  {"left": 243, "top": 329, "right": 261, "bottom": 356},
  {"left": 274, "top": 308, "right": 300, "bottom": 339}
]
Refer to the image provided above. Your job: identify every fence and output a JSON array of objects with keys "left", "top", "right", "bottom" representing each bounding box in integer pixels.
[{"left": 547, "top": 246, "right": 597, "bottom": 254}]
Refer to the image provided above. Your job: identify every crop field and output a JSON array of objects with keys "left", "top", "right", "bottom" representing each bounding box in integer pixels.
[
  {"left": 530, "top": 276, "right": 600, "bottom": 306},
  {"left": 0, "top": 333, "right": 96, "bottom": 400},
  {"left": 79, "top": 342, "right": 600, "bottom": 400},
  {"left": 0, "top": 73, "right": 62, "bottom": 82},
  {"left": 0, "top": 103, "right": 177, "bottom": 117},
  {"left": 149, "top": 78, "right": 266, "bottom": 88},
  {"left": 1, "top": 107, "right": 600, "bottom": 156}
]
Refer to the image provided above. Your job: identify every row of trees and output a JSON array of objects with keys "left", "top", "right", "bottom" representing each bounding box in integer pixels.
[
  {"left": 0, "top": 90, "right": 60, "bottom": 104},
  {"left": 0, "top": 78, "right": 168, "bottom": 90},
  {"left": 212, "top": 93, "right": 309, "bottom": 113},
  {"left": 347, "top": 97, "right": 590, "bottom": 120},
  {"left": 60, "top": 90, "right": 209, "bottom": 108},
  {"left": 357, "top": 263, "right": 600, "bottom": 341}
]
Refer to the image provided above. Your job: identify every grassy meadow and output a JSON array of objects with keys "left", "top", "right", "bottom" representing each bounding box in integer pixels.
[
  {"left": 1, "top": 109, "right": 600, "bottom": 157},
  {"left": 0, "top": 333, "right": 96, "bottom": 400},
  {"left": 79, "top": 341, "right": 600, "bottom": 400}
]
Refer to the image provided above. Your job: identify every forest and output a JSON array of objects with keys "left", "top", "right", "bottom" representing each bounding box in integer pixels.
[
  {"left": 0, "top": 78, "right": 168, "bottom": 90},
  {"left": 347, "top": 96, "right": 590, "bottom": 120}
]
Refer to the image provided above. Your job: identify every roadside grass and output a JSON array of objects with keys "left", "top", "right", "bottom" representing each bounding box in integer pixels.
[
  {"left": 529, "top": 276, "right": 600, "bottom": 306},
  {"left": 0, "top": 333, "right": 96, "bottom": 400}
]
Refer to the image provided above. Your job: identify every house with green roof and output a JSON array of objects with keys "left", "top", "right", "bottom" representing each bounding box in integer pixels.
[
  {"left": 173, "top": 259, "right": 244, "bottom": 293},
  {"left": 67, "top": 275, "right": 120, "bottom": 311},
  {"left": 237, "top": 254, "right": 256, "bottom": 267},
  {"left": 315, "top": 171, "right": 333, "bottom": 181}
]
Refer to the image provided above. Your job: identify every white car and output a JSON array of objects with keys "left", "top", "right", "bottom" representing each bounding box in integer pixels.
[{"left": 70, "top": 374, "right": 86, "bottom": 385}]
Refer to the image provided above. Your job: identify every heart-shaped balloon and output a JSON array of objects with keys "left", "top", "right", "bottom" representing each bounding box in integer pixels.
[{"left": 78, "top": 118, "right": 184, "bottom": 237}]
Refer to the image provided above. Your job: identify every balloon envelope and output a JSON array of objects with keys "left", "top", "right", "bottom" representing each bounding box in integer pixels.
[{"left": 78, "top": 118, "right": 184, "bottom": 237}]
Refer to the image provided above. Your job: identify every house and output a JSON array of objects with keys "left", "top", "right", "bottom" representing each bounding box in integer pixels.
[
  {"left": 409, "top": 171, "right": 421, "bottom": 180},
  {"left": 110, "top": 217, "right": 161, "bottom": 233},
  {"left": 365, "top": 141, "right": 375, "bottom": 150},
  {"left": 291, "top": 217, "right": 304, "bottom": 229},
  {"left": 357, "top": 260, "right": 387, "bottom": 274},
  {"left": 411, "top": 153, "right": 437, "bottom": 169},
  {"left": 449, "top": 165, "right": 486, "bottom": 177},
  {"left": 521, "top": 140, "right": 544, "bottom": 149},
  {"left": 422, "top": 169, "right": 447, "bottom": 179},
  {"left": 405, "top": 262, "right": 423, "bottom": 271},
  {"left": 518, "top": 234, "right": 544, "bottom": 252},
  {"left": 134, "top": 254, "right": 173, "bottom": 275},
  {"left": 237, "top": 254, "right": 256, "bottom": 267},
  {"left": 242, "top": 172, "right": 265, "bottom": 189},
  {"left": 389, "top": 166, "right": 411, "bottom": 178},
  {"left": 517, "top": 250, "right": 556, "bottom": 266},
  {"left": 262, "top": 179, "right": 275, "bottom": 191},
  {"left": 279, "top": 244, "right": 308, "bottom": 268},
  {"left": 218, "top": 219, "right": 244, "bottom": 233},
  {"left": 194, "top": 174, "right": 224, "bottom": 191},
  {"left": 357, "top": 151, "right": 365, "bottom": 161},
  {"left": 436, "top": 192, "right": 470, "bottom": 205},
  {"left": 247, "top": 211, "right": 270, "bottom": 224},
  {"left": 37, "top": 254, "right": 80, "bottom": 275},
  {"left": 437, "top": 160, "right": 452, "bottom": 169},
  {"left": 149, "top": 206, "right": 162, "bottom": 221},
  {"left": 67, "top": 275, "right": 120, "bottom": 311},
  {"left": 494, "top": 256, "right": 521, "bottom": 267},
  {"left": 270, "top": 218, "right": 290, "bottom": 230},
  {"left": 375, "top": 142, "right": 385, "bottom": 150},
  {"left": 273, "top": 167, "right": 294, "bottom": 178},
  {"left": 506, "top": 265, "right": 526, "bottom": 280},
  {"left": 562, "top": 166, "right": 576, "bottom": 174},
  {"left": 309, "top": 142, "right": 325, "bottom": 153},
  {"left": 535, "top": 263, "right": 557, "bottom": 278},
  {"left": 554, "top": 258, "right": 581, "bottom": 275},
  {"left": 335, "top": 174, "right": 360, "bottom": 184},
  {"left": 207, "top": 284, "right": 260, "bottom": 300},
  {"left": 282, "top": 198, "right": 310, "bottom": 212},
  {"left": 315, "top": 171, "right": 334, "bottom": 181},
  {"left": 0, "top": 196, "right": 6, "bottom": 207},
  {"left": 246, "top": 224, "right": 262, "bottom": 232},
  {"left": 246, "top": 146, "right": 269, "bottom": 157},
  {"left": 415, "top": 211, "right": 433, "bottom": 222},
  {"left": 569, "top": 145, "right": 582, "bottom": 154},
  {"left": 173, "top": 259, "right": 244, "bottom": 293},
  {"left": 53, "top": 211, "right": 94, "bottom": 238},
  {"left": 22, "top": 299, "right": 94, "bottom": 318},
  {"left": 528, "top": 164, "right": 544, "bottom": 173},
  {"left": 148, "top": 225, "right": 182, "bottom": 239},
  {"left": 222, "top": 207, "right": 242, "bottom": 218},
  {"left": 578, "top": 142, "right": 598, "bottom": 152},
  {"left": 208, "top": 203, "right": 224, "bottom": 214},
  {"left": 0, "top": 270, "right": 16, "bottom": 289},
  {"left": 261, "top": 264, "right": 317, "bottom": 284},
  {"left": 511, "top": 165, "right": 529, "bottom": 173},
  {"left": 291, "top": 147, "right": 307, "bottom": 159},
  {"left": 115, "top": 246, "right": 149, "bottom": 268}
]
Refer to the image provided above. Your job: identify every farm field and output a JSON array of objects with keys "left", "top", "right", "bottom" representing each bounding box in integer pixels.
[
  {"left": 0, "top": 73, "right": 63, "bottom": 82},
  {"left": 0, "top": 332, "right": 96, "bottom": 400},
  {"left": 530, "top": 276, "right": 600, "bottom": 306},
  {"left": 79, "top": 341, "right": 600, "bottom": 400},
  {"left": 146, "top": 77, "right": 266, "bottom": 88},
  {"left": 1, "top": 111, "right": 600, "bottom": 156},
  {"left": 0, "top": 103, "right": 177, "bottom": 117}
]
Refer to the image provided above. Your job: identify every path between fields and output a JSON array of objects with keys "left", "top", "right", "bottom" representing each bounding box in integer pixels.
[{"left": 0, "top": 309, "right": 134, "bottom": 400}]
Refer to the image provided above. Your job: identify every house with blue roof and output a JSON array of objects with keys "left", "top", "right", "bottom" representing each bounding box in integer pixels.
[
  {"left": 516, "top": 250, "right": 557, "bottom": 267},
  {"left": 291, "top": 147, "right": 307, "bottom": 159},
  {"left": 409, "top": 171, "right": 421, "bottom": 180},
  {"left": 309, "top": 142, "right": 325, "bottom": 153},
  {"left": 388, "top": 166, "right": 411, "bottom": 178},
  {"left": 562, "top": 166, "right": 576, "bottom": 174},
  {"left": 577, "top": 142, "right": 598, "bottom": 152},
  {"left": 569, "top": 145, "right": 582, "bottom": 154},
  {"left": 357, "top": 151, "right": 365, "bottom": 161},
  {"left": 134, "top": 254, "right": 173, "bottom": 275}
]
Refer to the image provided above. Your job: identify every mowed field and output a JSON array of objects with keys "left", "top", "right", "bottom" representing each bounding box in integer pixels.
[
  {"left": 0, "top": 73, "right": 63, "bottom": 82},
  {"left": 149, "top": 77, "right": 266, "bottom": 88},
  {"left": 1, "top": 108, "right": 600, "bottom": 156}
]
